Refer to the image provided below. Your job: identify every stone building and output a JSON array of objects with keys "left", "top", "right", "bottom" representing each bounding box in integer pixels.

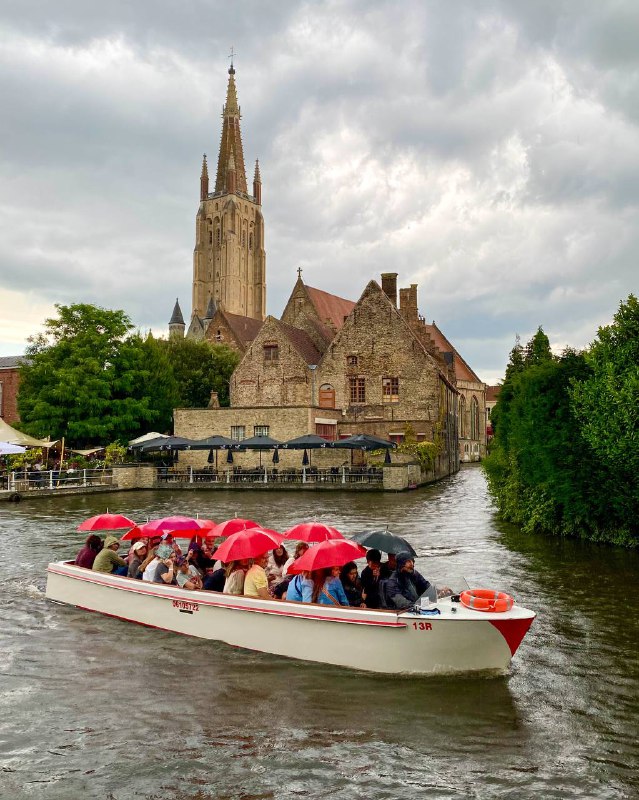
[{"left": 0, "top": 356, "right": 23, "bottom": 425}]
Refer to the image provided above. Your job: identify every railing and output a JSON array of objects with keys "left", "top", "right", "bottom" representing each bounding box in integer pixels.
[
  {"left": 156, "top": 466, "right": 383, "bottom": 486},
  {"left": 1, "top": 468, "right": 114, "bottom": 493}
]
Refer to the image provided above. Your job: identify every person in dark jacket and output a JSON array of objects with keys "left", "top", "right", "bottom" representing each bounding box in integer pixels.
[
  {"left": 385, "top": 552, "right": 430, "bottom": 610},
  {"left": 340, "top": 562, "right": 365, "bottom": 607},
  {"left": 74, "top": 534, "right": 103, "bottom": 569},
  {"left": 360, "top": 549, "right": 391, "bottom": 609}
]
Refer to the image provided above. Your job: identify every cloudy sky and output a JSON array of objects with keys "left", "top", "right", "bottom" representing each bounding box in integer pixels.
[{"left": 1, "top": 1, "right": 637, "bottom": 383}]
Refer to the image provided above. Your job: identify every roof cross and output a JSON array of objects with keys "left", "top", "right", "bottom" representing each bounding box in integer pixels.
[{"left": 297, "top": 266, "right": 303, "bottom": 279}]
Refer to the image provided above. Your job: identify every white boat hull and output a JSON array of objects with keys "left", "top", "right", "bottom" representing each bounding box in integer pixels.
[{"left": 46, "top": 562, "right": 535, "bottom": 676}]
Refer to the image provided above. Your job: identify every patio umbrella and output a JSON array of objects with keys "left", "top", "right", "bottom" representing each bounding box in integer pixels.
[
  {"left": 226, "top": 449, "right": 234, "bottom": 464},
  {"left": 287, "top": 539, "right": 367, "bottom": 574},
  {"left": 212, "top": 528, "right": 284, "bottom": 562},
  {"left": 282, "top": 522, "right": 344, "bottom": 543},
  {"left": 206, "top": 517, "right": 259, "bottom": 539},
  {"left": 302, "top": 449, "right": 309, "bottom": 466},
  {"left": 329, "top": 434, "right": 396, "bottom": 450},
  {"left": 384, "top": 449, "right": 392, "bottom": 464},
  {"left": 272, "top": 448, "right": 279, "bottom": 464},
  {"left": 207, "top": 448, "right": 215, "bottom": 464},
  {"left": 234, "top": 434, "right": 282, "bottom": 468},
  {"left": 77, "top": 513, "right": 137, "bottom": 532},
  {"left": 351, "top": 529, "right": 417, "bottom": 557},
  {"left": 135, "top": 436, "right": 197, "bottom": 453},
  {"left": 188, "top": 435, "right": 236, "bottom": 450},
  {"left": 281, "top": 434, "right": 329, "bottom": 449},
  {"left": 128, "top": 435, "right": 171, "bottom": 453},
  {"left": 0, "top": 441, "right": 26, "bottom": 455}
]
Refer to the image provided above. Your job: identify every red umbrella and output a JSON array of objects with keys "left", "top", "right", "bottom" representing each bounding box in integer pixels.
[
  {"left": 195, "top": 518, "right": 216, "bottom": 529},
  {"left": 120, "top": 525, "right": 147, "bottom": 542},
  {"left": 78, "top": 513, "right": 137, "bottom": 532},
  {"left": 212, "top": 528, "right": 284, "bottom": 562},
  {"left": 287, "top": 539, "right": 367, "bottom": 573},
  {"left": 281, "top": 522, "right": 344, "bottom": 543},
  {"left": 143, "top": 516, "right": 213, "bottom": 533},
  {"left": 205, "top": 518, "right": 259, "bottom": 539}
]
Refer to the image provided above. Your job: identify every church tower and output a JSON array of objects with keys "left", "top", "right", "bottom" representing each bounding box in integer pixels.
[{"left": 191, "top": 63, "right": 266, "bottom": 323}]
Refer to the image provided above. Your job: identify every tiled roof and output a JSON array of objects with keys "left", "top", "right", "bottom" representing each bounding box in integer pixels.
[
  {"left": 424, "top": 323, "right": 481, "bottom": 383},
  {"left": 486, "top": 385, "right": 501, "bottom": 402},
  {"left": 305, "top": 285, "right": 355, "bottom": 331},
  {"left": 0, "top": 356, "right": 25, "bottom": 369},
  {"left": 277, "top": 320, "right": 322, "bottom": 365},
  {"left": 221, "top": 311, "right": 263, "bottom": 348}
]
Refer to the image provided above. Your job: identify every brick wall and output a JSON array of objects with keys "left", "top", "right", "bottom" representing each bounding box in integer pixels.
[{"left": 0, "top": 366, "right": 21, "bottom": 424}]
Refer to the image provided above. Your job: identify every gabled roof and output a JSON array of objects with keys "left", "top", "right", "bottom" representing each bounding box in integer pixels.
[
  {"left": 424, "top": 323, "right": 481, "bottom": 383},
  {"left": 0, "top": 356, "right": 25, "bottom": 369},
  {"left": 219, "top": 311, "right": 263, "bottom": 348},
  {"left": 305, "top": 285, "right": 355, "bottom": 331},
  {"left": 486, "top": 385, "right": 501, "bottom": 402},
  {"left": 277, "top": 320, "right": 322, "bottom": 365}
]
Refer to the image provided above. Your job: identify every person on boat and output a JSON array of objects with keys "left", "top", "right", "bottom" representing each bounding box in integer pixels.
[
  {"left": 176, "top": 556, "right": 203, "bottom": 590},
  {"left": 282, "top": 542, "right": 309, "bottom": 576},
  {"left": 202, "top": 565, "right": 226, "bottom": 592},
  {"left": 222, "top": 560, "right": 249, "bottom": 594},
  {"left": 384, "top": 552, "right": 431, "bottom": 610},
  {"left": 307, "top": 567, "right": 349, "bottom": 606},
  {"left": 360, "top": 549, "right": 391, "bottom": 609},
  {"left": 92, "top": 536, "right": 127, "bottom": 574},
  {"left": 284, "top": 571, "right": 311, "bottom": 602},
  {"left": 127, "top": 541, "right": 148, "bottom": 579},
  {"left": 75, "top": 534, "right": 103, "bottom": 569},
  {"left": 244, "top": 553, "right": 271, "bottom": 600},
  {"left": 153, "top": 544, "right": 177, "bottom": 584},
  {"left": 340, "top": 562, "right": 366, "bottom": 607},
  {"left": 382, "top": 552, "right": 398, "bottom": 574},
  {"left": 160, "top": 532, "right": 182, "bottom": 557},
  {"left": 266, "top": 545, "right": 289, "bottom": 584}
]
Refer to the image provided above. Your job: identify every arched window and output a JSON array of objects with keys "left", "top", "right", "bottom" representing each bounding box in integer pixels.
[
  {"left": 470, "top": 396, "right": 480, "bottom": 440},
  {"left": 459, "top": 396, "right": 466, "bottom": 438},
  {"left": 319, "top": 384, "right": 336, "bottom": 409},
  {"left": 216, "top": 228, "right": 221, "bottom": 247},
  {"left": 249, "top": 233, "right": 253, "bottom": 250}
]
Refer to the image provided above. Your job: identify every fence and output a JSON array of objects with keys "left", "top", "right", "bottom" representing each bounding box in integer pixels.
[
  {"left": 156, "top": 466, "right": 384, "bottom": 487},
  {"left": 1, "top": 468, "right": 114, "bottom": 493}
]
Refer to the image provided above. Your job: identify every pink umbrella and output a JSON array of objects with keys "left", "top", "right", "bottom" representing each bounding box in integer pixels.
[
  {"left": 281, "top": 522, "right": 344, "bottom": 543},
  {"left": 120, "top": 525, "right": 148, "bottom": 542},
  {"left": 286, "top": 539, "right": 367, "bottom": 573},
  {"left": 77, "top": 513, "right": 137, "bottom": 532},
  {"left": 212, "top": 528, "right": 284, "bottom": 562},
  {"left": 205, "top": 518, "right": 259, "bottom": 539},
  {"left": 143, "top": 516, "right": 213, "bottom": 532}
]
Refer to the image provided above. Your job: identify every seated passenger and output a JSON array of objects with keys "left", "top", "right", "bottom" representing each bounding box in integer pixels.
[
  {"left": 222, "top": 560, "right": 249, "bottom": 594},
  {"left": 244, "top": 553, "right": 271, "bottom": 600},
  {"left": 127, "top": 541, "right": 148, "bottom": 579},
  {"left": 282, "top": 542, "right": 309, "bottom": 576},
  {"left": 308, "top": 567, "right": 349, "bottom": 606},
  {"left": 75, "top": 534, "right": 103, "bottom": 569},
  {"left": 202, "top": 567, "right": 226, "bottom": 592},
  {"left": 176, "top": 556, "right": 203, "bottom": 590},
  {"left": 385, "top": 552, "right": 431, "bottom": 610},
  {"left": 153, "top": 544, "right": 177, "bottom": 584},
  {"left": 266, "top": 545, "right": 289, "bottom": 584},
  {"left": 360, "top": 549, "right": 391, "bottom": 609},
  {"left": 92, "top": 536, "right": 127, "bottom": 574},
  {"left": 340, "top": 562, "right": 366, "bottom": 607},
  {"left": 382, "top": 552, "right": 397, "bottom": 574},
  {"left": 159, "top": 532, "right": 182, "bottom": 557},
  {"left": 283, "top": 571, "right": 311, "bottom": 601}
]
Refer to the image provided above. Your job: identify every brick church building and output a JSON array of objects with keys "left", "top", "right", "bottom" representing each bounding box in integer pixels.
[{"left": 170, "top": 64, "right": 486, "bottom": 470}]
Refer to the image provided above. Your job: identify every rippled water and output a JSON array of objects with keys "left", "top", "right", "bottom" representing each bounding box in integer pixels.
[{"left": 1, "top": 467, "right": 638, "bottom": 799}]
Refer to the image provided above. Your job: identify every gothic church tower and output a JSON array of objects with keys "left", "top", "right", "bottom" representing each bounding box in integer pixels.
[{"left": 191, "top": 63, "right": 266, "bottom": 322}]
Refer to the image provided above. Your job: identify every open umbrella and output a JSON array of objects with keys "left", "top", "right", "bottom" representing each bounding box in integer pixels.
[
  {"left": 329, "top": 434, "right": 396, "bottom": 450},
  {"left": 78, "top": 513, "right": 137, "bottom": 532},
  {"left": 121, "top": 525, "right": 148, "bottom": 541},
  {"left": 287, "top": 538, "right": 367, "bottom": 573},
  {"left": 206, "top": 517, "right": 259, "bottom": 539},
  {"left": 351, "top": 529, "right": 416, "bottom": 556},
  {"left": 188, "top": 435, "right": 236, "bottom": 450},
  {"left": 0, "top": 441, "right": 26, "bottom": 455},
  {"left": 234, "top": 435, "right": 282, "bottom": 468},
  {"left": 282, "top": 522, "right": 344, "bottom": 543},
  {"left": 281, "top": 434, "right": 329, "bottom": 449},
  {"left": 212, "top": 527, "right": 284, "bottom": 562},
  {"left": 142, "top": 516, "right": 214, "bottom": 536}
]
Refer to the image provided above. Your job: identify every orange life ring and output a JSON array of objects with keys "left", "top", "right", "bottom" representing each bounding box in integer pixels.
[{"left": 460, "top": 588, "right": 514, "bottom": 613}]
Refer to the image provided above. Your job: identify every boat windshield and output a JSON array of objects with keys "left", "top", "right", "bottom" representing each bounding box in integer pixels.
[{"left": 417, "top": 576, "right": 469, "bottom": 606}]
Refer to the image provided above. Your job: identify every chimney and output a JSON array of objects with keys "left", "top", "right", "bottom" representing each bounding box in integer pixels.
[
  {"left": 381, "top": 273, "right": 398, "bottom": 307},
  {"left": 399, "top": 284, "right": 419, "bottom": 324},
  {"left": 207, "top": 391, "right": 220, "bottom": 409}
]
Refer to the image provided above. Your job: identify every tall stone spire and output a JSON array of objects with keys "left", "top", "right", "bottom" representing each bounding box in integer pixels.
[
  {"left": 200, "top": 154, "right": 209, "bottom": 201},
  {"left": 253, "top": 159, "right": 261, "bottom": 205},
  {"left": 215, "top": 64, "right": 247, "bottom": 194}
]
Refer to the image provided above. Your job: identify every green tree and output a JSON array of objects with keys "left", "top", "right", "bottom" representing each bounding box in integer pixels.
[
  {"left": 18, "top": 304, "right": 178, "bottom": 445},
  {"left": 524, "top": 326, "right": 553, "bottom": 366},
  {"left": 164, "top": 338, "right": 240, "bottom": 408}
]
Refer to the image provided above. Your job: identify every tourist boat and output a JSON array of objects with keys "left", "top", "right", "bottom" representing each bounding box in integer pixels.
[{"left": 45, "top": 561, "right": 535, "bottom": 676}]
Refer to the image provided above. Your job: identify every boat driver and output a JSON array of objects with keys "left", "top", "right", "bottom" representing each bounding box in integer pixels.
[{"left": 384, "top": 552, "right": 431, "bottom": 610}]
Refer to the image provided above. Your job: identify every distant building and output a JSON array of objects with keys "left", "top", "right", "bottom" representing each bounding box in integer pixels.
[
  {"left": 0, "top": 356, "right": 24, "bottom": 425},
  {"left": 485, "top": 385, "right": 501, "bottom": 441}
]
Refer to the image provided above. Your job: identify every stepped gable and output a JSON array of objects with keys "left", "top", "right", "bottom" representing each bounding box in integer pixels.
[
  {"left": 305, "top": 285, "right": 355, "bottom": 332},
  {"left": 424, "top": 322, "right": 480, "bottom": 383},
  {"left": 219, "top": 310, "right": 263, "bottom": 349},
  {"left": 277, "top": 320, "right": 322, "bottom": 365}
]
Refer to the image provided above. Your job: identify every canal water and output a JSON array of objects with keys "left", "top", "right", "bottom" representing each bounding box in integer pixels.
[{"left": 1, "top": 467, "right": 637, "bottom": 799}]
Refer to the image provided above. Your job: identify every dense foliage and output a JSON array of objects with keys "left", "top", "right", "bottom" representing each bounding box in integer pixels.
[
  {"left": 484, "top": 297, "right": 639, "bottom": 547},
  {"left": 18, "top": 304, "right": 239, "bottom": 446}
]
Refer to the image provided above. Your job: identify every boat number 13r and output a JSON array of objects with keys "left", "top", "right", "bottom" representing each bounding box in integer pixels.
[{"left": 412, "top": 622, "right": 432, "bottom": 631}]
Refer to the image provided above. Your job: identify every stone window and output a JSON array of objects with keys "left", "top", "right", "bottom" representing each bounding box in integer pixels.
[
  {"left": 316, "top": 423, "right": 336, "bottom": 441},
  {"left": 470, "top": 396, "right": 480, "bottom": 440},
  {"left": 254, "top": 425, "right": 269, "bottom": 437},
  {"left": 209, "top": 231, "right": 212, "bottom": 244},
  {"left": 242, "top": 231, "right": 246, "bottom": 247},
  {"left": 382, "top": 376, "right": 399, "bottom": 402},
  {"left": 249, "top": 233, "right": 253, "bottom": 250},
  {"left": 459, "top": 396, "right": 466, "bottom": 438},
  {"left": 349, "top": 376, "right": 366, "bottom": 404},
  {"left": 230, "top": 425, "right": 245, "bottom": 441},
  {"left": 347, "top": 355, "right": 358, "bottom": 367},
  {"left": 389, "top": 433, "right": 404, "bottom": 444},
  {"left": 215, "top": 329, "right": 222, "bottom": 342},
  {"left": 263, "top": 344, "right": 279, "bottom": 364}
]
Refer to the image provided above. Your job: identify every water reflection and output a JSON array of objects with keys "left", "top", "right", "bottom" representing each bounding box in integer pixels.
[{"left": 1, "top": 466, "right": 638, "bottom": 798}]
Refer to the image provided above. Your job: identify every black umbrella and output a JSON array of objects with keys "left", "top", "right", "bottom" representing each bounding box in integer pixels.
[
  {"left": 137, "top": 435, "right": 197, "bottom": 453},
  {"left": 330, "top": 434, "right": 396, "bottom": 451},
  {"left": 234, "top": 435, "right": 282, "bottom": 468},
  {"left": 207, "top": 448, "right": 215, "bottom": 465},
  {"left": 351, "top": 529, "right": 417, "bottom": 556},
  {"left": 226, "top": 449, "right": 234, "bottom": 464},
  {"left": 189, "top": 435, "right": 236, "bottom": 450},
  {"left": 281, "top": 434, "right": 329, "bottom": 449},
  {"left": 384, "top": 448, "right": 392, "bottom": 464},
  {"left": 272, "top": 448, "right": 280, "bottom": 464},
  {"left": 302, "top": 449, "right": 309, "bottom": 466},
  {"left": 128, "top": 435, "right": 169, "bottom": 453}
]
